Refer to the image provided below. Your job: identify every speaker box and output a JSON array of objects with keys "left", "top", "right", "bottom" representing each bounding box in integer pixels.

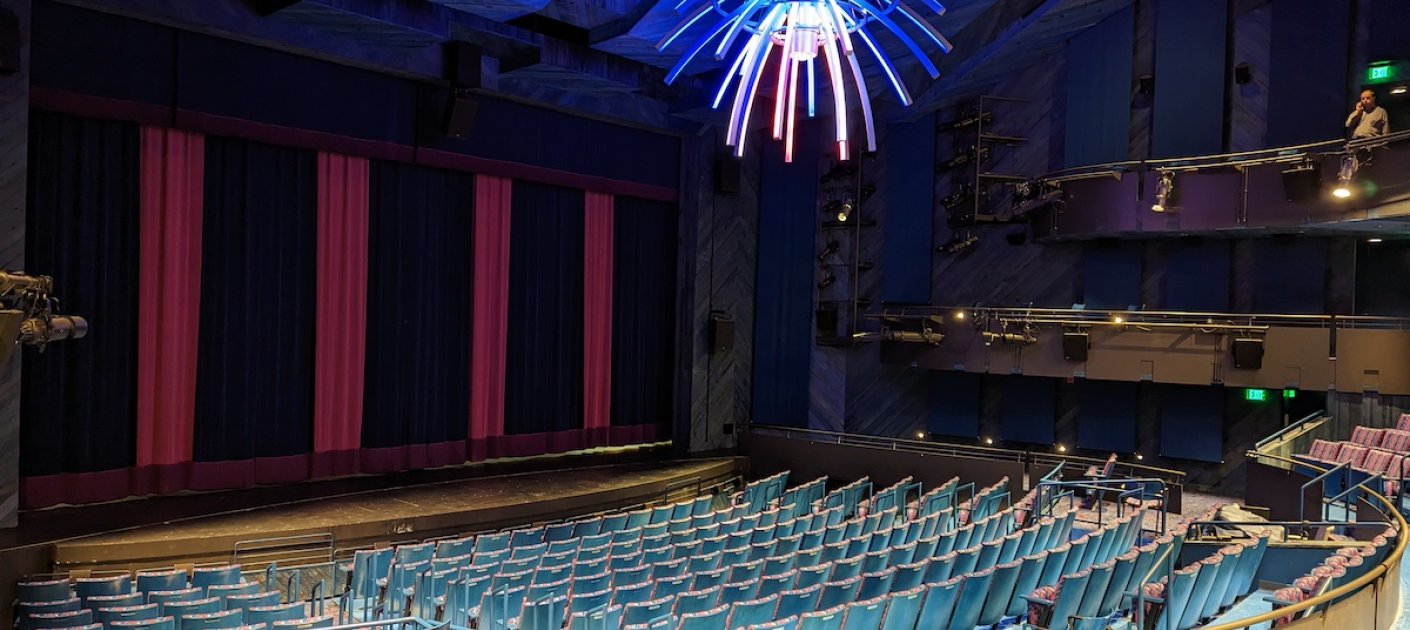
[
  {"left": 716, "top": 156, "right": 741, "bottom": 194},
  {"left": 816, "top": 305, "right": 839, "bottom": 337},
  {"left": 0, "top": 9, "right": 17, "bottom": 75},
  {"left": 444, "top": 92, "right": 478, "bottom": 139},
  {"left": 446, "top": 42, "right": 483, "bottom": 88},
  {"left": 1062, "top": 332, "right": 1088, "bottom": 362},
  {"left": 1234, "top": 63, "right": 1252, "bottom": 85},
  {"left": 1281, "top": 162, "right": 1322, "bottom": 203},
  {"left": 1232, "top": 338, "right": 1264, "bottom": 370},
  {"left": 709, "top": 314, "right": 734, "bottom": 354}
]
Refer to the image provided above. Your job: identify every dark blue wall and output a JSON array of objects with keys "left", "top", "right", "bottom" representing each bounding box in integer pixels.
[
  {"left": 1166, "top": 240, "right": 1231, "bottom": 311},
  {"left": 1160, "top": 384, "right": 1224, "bottom": 462},
  {"left": 1152, "top": 0, "right": 1228, "bottom": 158},
  {"left": 1000, "top": 376, "right": 1056, "bottom": 445},
  {"left": 1083, "top": 243, "right": 1143, "bottom": 310},
  {"left": 1266, "top": 1, "right": 1353, "bottom": 146},
  {"left": 753, "top": 126, "right": 821, "bottom": 427},
  {"left": 929, "top": 371, "right": 980, "bottom": 438},
  {"left": 1253, "top": 238, "right": 1326, "bottom": 314},
  {"left": 1078, "top": 379, "right": 1138, "bottom": 453},
  {"left": 884, "top": 115, "right": 936, "bottom": 304},
  {"left": 1065, "top": 4, "right": 1135, "bottom": 167}
]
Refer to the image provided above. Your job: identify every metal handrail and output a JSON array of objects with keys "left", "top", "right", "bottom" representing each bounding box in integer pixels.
[
  {"left": 750, "top": 423, "right": 1187, "bottom": 481},
  {"left": 1299, "top": 462, "right": 1348, "bottom": 522},
  {"left": 1201, "top": 452, "right": 1408, "bottom": 630},
  {"left": 1256, "top": 410, "right": 1328, "bottom": 450},
  {"left": 873, "top": 306, "right": 1410, "bottom": 331}
]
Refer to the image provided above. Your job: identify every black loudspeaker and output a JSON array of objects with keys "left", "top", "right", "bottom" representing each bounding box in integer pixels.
[
  {"left": 716, "top": 156, "right": 741, "bottom": 194},
  {"left": 446, "top": 42, "right": 483, "bottom": 88},
  {"left": 1062, "top": 332, "right": 1089, "bottom": 362},
  {"left": 1281, "top": 162, "right": 1322, "bottom": 203},
  {"left": 0, "top": 9, "right": 17, "bottom": 74},
  {"left": 816, "top": 305, "right": 839, "bottom": 337},
  {"left": 444, "top": 92, "right": 478, "bottom": 139},
  {"left": 1138, "top": 75, "right": 1156, "bottom": 95},
  {"left": 1234, "top": 63, "right": 1252, "bottom": 85},
  {"left": 1232, "top": 338, "right": 1264, "bottom": 370},
  {"left": 709, "top": 314, "right": 734, "bottom": 354}
]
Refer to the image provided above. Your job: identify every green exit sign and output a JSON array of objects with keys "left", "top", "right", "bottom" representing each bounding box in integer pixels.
[
  {"left": 1366, "top": 61, "right": 1407, "bottom": 85},
  {"left": 1245, "top": 389, "right": 1268, "bottom": 402},
  {"left": 1283, "top": 389, "right": 1296, "bottom": 399}
]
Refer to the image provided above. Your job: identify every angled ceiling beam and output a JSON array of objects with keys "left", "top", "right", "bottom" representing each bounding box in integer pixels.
[
  {"left": 587, "top": 0, "right": 659, "bottom": 45},
  {"left": 910, "top": 0, "right": 1065, "bottom": 113}
]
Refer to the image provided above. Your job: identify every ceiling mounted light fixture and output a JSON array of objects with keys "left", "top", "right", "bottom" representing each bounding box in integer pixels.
[{"left": 659, "top": 0, "right": 953, "bottom": 163}]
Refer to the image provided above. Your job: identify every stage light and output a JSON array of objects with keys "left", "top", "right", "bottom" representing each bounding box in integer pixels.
[
  {"left": 916, "top": 431, "right": 926, "bottom": 439},
  {"left": 659, "top": 0, "right": 954, "bottom": 163},
  {"left": 1057, "top": 445, "right": 1067, "bottom": 453},
  {"left": 983, "top": 437, "right": 994, "bottom": 445},
  {"left": 0, "top": 272, "right": 89, "bottom": 351},
  {"left": 1392, "top": 86, "right": 1407, "bottom": 95},
  {"left": 837, "top": 202, "right": 853, "bottom": 222},
  {"left": 1151, "top": 171, "right": 1173, "bottom": 213},
  {"left": 1333, "top": 154, "right": 1358, "bottom": 199},
  {"left": 1135, "top": 454, "right": 1144, "bottom": 461},
  {"left": 817, "top": 274, "right": 836, "bottom": 289},
  {"left": 937, "top": 232, "right": 979, "bottom": 254},
  {"left": 954, "top": 310, "right": 965, "bottom": 321},
  {"left": 1113, "top": 315, "right": 1124, "bottom": 324},
  {"left": 1369, "top": 237, "right": 1383, "bottom": 243},
  {"left": 818, "top": 240, "right": 841, "bottom": 260}
]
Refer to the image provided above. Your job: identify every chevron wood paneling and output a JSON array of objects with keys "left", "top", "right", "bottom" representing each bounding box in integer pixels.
[
  {"left": 1127, "top": 0, "right": 1154, "bottom": 160},
  {"left": 1229, "top": 0, "right": 1271, "bottom": 152},
  {"left": 0, "top": 0, "right": 29, "bottom": 530},
  {"left": 686, "top": 128, "right": 760, "bottom": 452}
]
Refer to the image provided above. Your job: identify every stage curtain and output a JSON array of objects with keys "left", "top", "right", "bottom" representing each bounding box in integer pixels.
[
  {"left": 609, "top": 195, "right": 678, "bottom": 444},
  {"left": 190, "top": 137, "right": 316, "bottom": 489},
  {"left": 502, "top": 180, "right": 586, "bottom": 456},
  {"left": 135, "top": 126, "right": 205, "bottom": 495},
  {"left": 361, "top": 161, "right": 473, "bottom": 472},
  {"left": 19, "top": 112, "right": 141, "bottom": 508},
  {"left": 470, "top": 174, "right": 511, "bottom": 460},
  {"left": 583, "top": 191, "right": 614, "bottom": 447},
  {"left": 313, "top": 153, "right": 370, "bottom": 477}
]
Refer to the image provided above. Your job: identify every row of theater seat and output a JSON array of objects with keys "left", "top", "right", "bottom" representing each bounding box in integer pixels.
[
  {"left": 1269, "top": 526, "right": 1395, "bottom": 626},
  {"left": 1302, "top": 438, "right": 1410, "bottom": 495},
  {"left": 1124, "top": 529, "right": 1270, "bottom": 630},
  {"left": 14, "top": 565, "right": 332, "bottom": 629}
]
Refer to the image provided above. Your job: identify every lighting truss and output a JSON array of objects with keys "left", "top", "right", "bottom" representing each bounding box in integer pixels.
[{"left": 658, "top": 0, "right": 953, "bottom": 162}]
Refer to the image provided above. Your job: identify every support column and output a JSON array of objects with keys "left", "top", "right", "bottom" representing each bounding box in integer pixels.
[{"left": 0, "top": 0, "right": 31, "bottom": 530}]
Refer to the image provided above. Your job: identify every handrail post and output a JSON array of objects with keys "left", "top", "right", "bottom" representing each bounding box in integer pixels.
[{"left": 1300, "top": 462, "right": 1348, "bottom": 523}]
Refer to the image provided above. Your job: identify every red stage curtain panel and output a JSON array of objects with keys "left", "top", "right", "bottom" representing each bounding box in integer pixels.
[
  {"left": 583, "top": 191, "right": 614, "bottom": 447},
  {"left": 312, "top": 153, "right": 370, "bottom": 478},
  {"left": 470, "top": 174, "right": 511, "bottom": 460},
  {"left": 135, "top": 126, "right": 205, "bottom": 495}
]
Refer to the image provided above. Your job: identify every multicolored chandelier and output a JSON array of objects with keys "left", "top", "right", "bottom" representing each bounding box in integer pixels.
[{"left": 658, "top": 0, "right": 952, "bottom": 162}]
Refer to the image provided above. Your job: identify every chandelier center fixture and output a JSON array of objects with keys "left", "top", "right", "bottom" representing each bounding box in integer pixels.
[{"left": 659, "top": 0, "right": 954, "bottom": 162}]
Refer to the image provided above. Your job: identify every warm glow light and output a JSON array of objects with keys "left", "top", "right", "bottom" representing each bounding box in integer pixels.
[
  {"left": 916, "top": 431, "right": 926, "bottom": 439},
  {"left": 984, "top": 437, "right": 994, "bottom": 445},
  {"left": 1369, "top": 237, "right": 1384, "bottom": 243},
  {"left": 954, "top": 311, "right": 965, "bottom": 321},
  {"left": 1333, "top": 187, "right": 1352, "bottom": 198},
  {"left": 1136, "top": 454, "right": 1144, "bottom": 460},
  {"left": 1057, "top": 445, "right": 1067, "bottom": 453},
  {"left": 1393, "top": 86, "right": 1408, "bottom": 95},
  {"left": 1113, "top": 316, "right": 1124, "bottom": 324},
  {"left": 659, "top": 0, "right": 953, "bottom": 162}
]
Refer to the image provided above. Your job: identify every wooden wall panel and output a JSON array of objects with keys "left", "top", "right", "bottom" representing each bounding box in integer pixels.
[{"left": 0, "top": 0, "right": 30, "bottom": 530}]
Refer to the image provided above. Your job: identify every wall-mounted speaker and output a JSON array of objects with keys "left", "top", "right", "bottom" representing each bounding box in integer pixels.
[
  {"left": 0, "top": 9, "right": 17, "bottom": 75},
  {"left": 1234, "top": 63, "right": 1252, "bottom": 85},
  {"left": 716, "top": 155, "right": 741, "bottom": 194},
  {"left": 1232, "top": 338, "right": 1264, "bottom": 370},
  {"left": 709, "top": 313, "right": 734, "bottom": 354},
  {"left": 1062, "top": 332, "right": 1089, "bottom": 362},
  {"left": 444, "top": 91, "right": 478, "bottom": 139},
  {"left": 446, "top": 41, "right": 483, "bottom": 88},
  {"left": 1138, "top": 75, "right": 1156, "bottom": 95},
  {"left": 816, "top": 304, "right": 839, "bottom": 337},
  {"left": 1281, "top": 162, "right": 1322, "bottom": 203}
]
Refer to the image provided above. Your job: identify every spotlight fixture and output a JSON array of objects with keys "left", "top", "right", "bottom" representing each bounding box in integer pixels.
[
  {"left": 1135, "top": 454, "right": 1144, "bottom": 461},
  {"left": 856, "top": 261, "right": 875, "bottom": 272},
  {"left": 817, "top": 240, "right": 841, "bottom": 260},
  {"left": 983, "top": 437, "right": 994, "bottom": 445},
  {"left": 817, "top": 274, "right": 836, "bottom": 289},
  {"left": 1333, "top": 154, "right": 1359, "bottom": 199},
  {"left": 1392, "top": 86, "right": 1408, "bottom": 95},
  {"left": 937, "top": 232, "right": 979, "bottom": 255},
  {"left": 981, "top": 330, "right": 1037, "bottom": 346},
  {"left": 1151, "top": 171, "right": 1174, "bottom": 213},
  {"left": 1113, "top": 315, "right": 1124, "bottom": 324},
  {"left": 659, "top": 0, "right": 955, "bottom": 163},
  {"left": 1057, "top": 445, "right": 1067, "bottom": 453},
  {"left": 916, "top": 431, "right": 926, "bottom": 440},
  {"left": 954, "top": 310, "right": 965, "bottom": 321},
  {"left": 1368, "top": 237, "right": 1384, "bottom": 243},
  {"left": 837, "top": 202, "right": 853, "bottom": 222}
]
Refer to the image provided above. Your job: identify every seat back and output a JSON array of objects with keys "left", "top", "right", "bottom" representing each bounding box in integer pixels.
[
  {"left": 190, "top": 565, "right": 242, "bottom": 594},
  {"left": 676, "top": 603, "right": 729, "bottom": 630},
  {"left": 96, "top": 603, "right": 161, "bottom": 625},
  {"left": 245, "top": 603, "right": 308, "bottom": 627},
  {"left": 178, "top": 609, "right": 244, "bottom": 630},
  {"left": 879, "top": 585, "right": 924, "bottom": 630},
  {"left": 136, "top": 570, "right": 188, "bottom": 595},
  {"left": 796, "top": 604, "right": 846, "bottom": 630},
  {"left": 86, "top": 593, "right": 145, "bottom": 612},
  {"left": 107, "top": 617, "right": 175, "bottom": 630},
  {"left": 838, "top": 596, "right": 886, "bottom": 630},
  {"left": 269, "top": 614, "right": 338, "bottom": 629},
  {"left": 225, "top": 591, "right": 281, "bottom": 613},
  {"left": 518, "top": 594, "right": 569, "bottom": 630},
  {"left": 18, "top": 579, "right": 74, "bottom": 605},
  {"left": 674, "top": 586, "right": 723, "bottom": 616},
  {"left": 28, "top": 608, "right": 94, "bottom": 629},
  {"left": 621, "top": 595, "right": 675, "bottom": 628},
  {"left": 74, "top": 575, "right": 131, "bottom": 602},
  {"left": 727, "top": 594, "right": 779, "bottom": 629},
  {"left": 159, "top": 597, "right": 220, "bottom": 620}
]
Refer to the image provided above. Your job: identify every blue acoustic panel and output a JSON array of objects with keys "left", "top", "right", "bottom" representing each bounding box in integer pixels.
[
  {"left": 32, "top": 2, "right": 175, "bottom": 107},
  {"left": 1267, "top": 1, "right": 1351, "bottom": 146},
  {"left": 1160, "top": 384, "right": 1224, "bottom": 463},
  {"left": 884, "top": 115, "right": 935, "bottom": 304},
  {"left": 1064, "top": 4, "right": 1135, "bottom": 167},
  {"left": 753, "top": 123, "right": 821, "bottom": 427},
  {"left": 1166, "top": 240, "right": 1230, "bottom": 312},
  {"left": 1152, "top": 0, "right": 1228, "bottom": 158},
  {"left": 1077, "top": 380, "right": 1137, "bottom": 453},
  {"left": 1000, "top": 376, "right": 1055, "bottom": 445},
  {"left": 1083, "top": 243, "right": 1142, "bottom": 310},
  {"left": 1252, "top": 238, "right": 1326, "bottom": 314},
  {"left": 929, "top": 371, "right": 980, "bottom": 438}
]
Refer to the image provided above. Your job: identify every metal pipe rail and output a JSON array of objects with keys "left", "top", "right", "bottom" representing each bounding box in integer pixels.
[
  {"left": 749, "top": 424, "right": 1187, "bottom": 483},
  {"left": 1301, "top": 463, "right": 1349, "bottom": 523},
  {"left": 873, "top": 306, "right": 1410, "bottom": 331},
  {"left": 1200, "top": 452, "right": 1407, "bottom": 630},
  {"left": 1182, "top": 520, "right": 1394, "bottom": 544},
  {"left": 1256, "top": 410, "right": 1328, "bottom": 450}
]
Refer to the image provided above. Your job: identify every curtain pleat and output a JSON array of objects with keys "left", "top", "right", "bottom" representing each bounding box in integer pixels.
[
  {"left": 135, "top": 126, "right": 204, "bottom": 495},
  {"left": 470, "top": 174, "right": 511, "bottom": 460},
  {"left": 313, "top": 152, "right": 370, "bottom": 477},
  {"left": 610, "top": 196, "right": 678, "bottom": 445},
  {"left": 583, "top": 191, "right": 614, "bottom": 447}
]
